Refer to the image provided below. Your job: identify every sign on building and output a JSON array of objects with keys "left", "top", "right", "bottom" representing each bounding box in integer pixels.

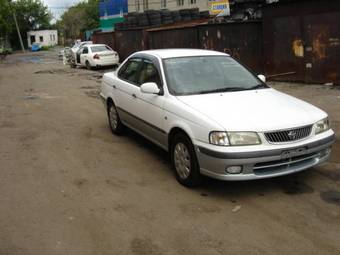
[{"left": 209, "top": 0, "right": 230, "bottom": 16}]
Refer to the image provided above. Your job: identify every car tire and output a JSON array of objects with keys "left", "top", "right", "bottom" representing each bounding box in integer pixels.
[
  {"left": 107, "top": 101, "right": 124, "bottom": 135},
  {"left": 86, "top": 61, "right": 92, "bottom": 70},
  {"left": 171, "top": 133, "right": 202, "bottom": 187}
]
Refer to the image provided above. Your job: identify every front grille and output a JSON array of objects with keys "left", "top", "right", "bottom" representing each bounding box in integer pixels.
[
  {"left": 253, "top": 151, "right": 323, "bottom": 175},
  {"left": 265, "top": 125, "right": 313, "bottom": 143}
]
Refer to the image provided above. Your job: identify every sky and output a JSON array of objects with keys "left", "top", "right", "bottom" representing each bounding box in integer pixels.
[{"left": 41, "top": 0, "right": 82, "bottom": 22}]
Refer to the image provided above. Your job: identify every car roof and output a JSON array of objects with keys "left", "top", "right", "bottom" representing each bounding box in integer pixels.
[
  {"left": 135, "top": 49, "right": 229, "bottom": 59},
  {"left": 90, "top": 44, "right": 107, "bottom": 47}
]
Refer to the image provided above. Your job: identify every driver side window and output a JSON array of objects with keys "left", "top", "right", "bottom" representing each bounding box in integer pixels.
[
  {"left": 138, "top": 60, "right": 161, "bottom": 87},
  {"left": 118, "top": 58, "right": 143, "bottom": 85}
]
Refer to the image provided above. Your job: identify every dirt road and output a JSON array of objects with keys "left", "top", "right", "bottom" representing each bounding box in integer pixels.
[{"left": 0, "top": 49, "right": 340, "bottom": 255}]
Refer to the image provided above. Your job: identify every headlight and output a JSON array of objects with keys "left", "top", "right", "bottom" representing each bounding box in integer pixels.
[
  {"left": 209, "top": 131, "right": 261, "bottom": 146},
  {"left": 314, "top": 118, "right": 330, "bottom": 134},
  {"left": 228, "top": 132, "right": 261, "bottom": 146},
  {"left": 209, "top": 131, "right": 229, "bottom": 146}
]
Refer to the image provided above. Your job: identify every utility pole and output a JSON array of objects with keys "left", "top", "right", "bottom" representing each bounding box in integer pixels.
[{"left": 9, "top": 0, "right": 25, "bottom": 53}]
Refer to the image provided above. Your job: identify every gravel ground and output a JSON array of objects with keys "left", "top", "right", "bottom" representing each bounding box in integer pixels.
[{"left": 0, "top": 49, "right": 339, "bottom": 255}]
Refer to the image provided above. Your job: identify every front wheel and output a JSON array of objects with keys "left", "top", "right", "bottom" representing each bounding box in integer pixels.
[
  {"left": 171, "top": 133, "right": 202, "bottom": 187},
  {"left": 108, "top": 102, "right": 124, "bottom": 135}
]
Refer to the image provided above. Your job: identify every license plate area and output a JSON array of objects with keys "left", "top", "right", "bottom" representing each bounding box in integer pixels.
[{"left": 281, "top": 147, "right": 307, "bottom": 159}]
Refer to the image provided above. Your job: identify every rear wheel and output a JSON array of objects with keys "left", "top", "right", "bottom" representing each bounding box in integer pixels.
[
  {"left": 86, "top": 61, "right": 92, "bottom": 70},
  {"left": 171, "top": 133, "right": 202, "bottom": 187},
  {"left": 108, "top": 101, "right": 124, "bottom": 135}
]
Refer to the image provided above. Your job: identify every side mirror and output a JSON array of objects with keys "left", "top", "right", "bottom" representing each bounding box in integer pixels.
[
  {"left": 258, "top": 74, "right": 266, "bottom": 83},
  {"left": 140, "top": 82, "right": 160, "bottom": 94}
]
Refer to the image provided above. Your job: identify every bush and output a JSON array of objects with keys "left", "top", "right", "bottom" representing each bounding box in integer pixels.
[
  {"left": 0, "top": 47, "right": 12, "bottom": 54},
  {"left": 40, "top": 46, "right": 50, "bottom": 51}
]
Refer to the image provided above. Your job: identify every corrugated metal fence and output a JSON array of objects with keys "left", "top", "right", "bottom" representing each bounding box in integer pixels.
[
  {"left": 93, "top": 21, "right": 263, "bottom": 73},
  {"left": 263, "top": 0, "right": 340, "bottom": 84},
  {"left": 92, "top": 0, "right": 340, "bottom": 84}
]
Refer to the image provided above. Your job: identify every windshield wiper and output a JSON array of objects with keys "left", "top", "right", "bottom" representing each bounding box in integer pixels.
[
  {"left": 196, "top": 87, "right": 247, "bottom": 94},
  {"left": 245, "top": 84, "right": 268, "bottom": 90}
]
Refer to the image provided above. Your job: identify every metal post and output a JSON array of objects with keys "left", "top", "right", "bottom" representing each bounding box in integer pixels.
[{"left": 9, "top": 0, "right": 25, "bottom": 53}]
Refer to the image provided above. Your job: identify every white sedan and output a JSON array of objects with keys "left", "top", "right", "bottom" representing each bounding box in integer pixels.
[
  {"left": 100, "top": 49, "right": 335, "bottom": 187},
  {"left": 75, "top": 44, "right": 119, "bottom": 69}
]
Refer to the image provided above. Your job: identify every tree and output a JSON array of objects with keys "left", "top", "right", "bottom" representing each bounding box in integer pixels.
[
  {"left": 57, "top": 0, "right": 99, "bottom": 43},
  {"left": 13, "top": 0, "right": 52, "bottom": 31},
  {"left": 0, "top": 0, "right": 13, "bottom": 45},
  {"left": 84, "top": 0, "right": 100, "bottom": 30},
  {"left": 1, "top": 0, "right": 52, "bottom": 49}
]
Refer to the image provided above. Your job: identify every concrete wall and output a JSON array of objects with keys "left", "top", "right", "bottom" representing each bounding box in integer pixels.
[
  {"left": 128, "top": 0, "right": 209, "bottom": 13},
  {"left": 27, "top": 30, "right": 58, "bottom": 48}
]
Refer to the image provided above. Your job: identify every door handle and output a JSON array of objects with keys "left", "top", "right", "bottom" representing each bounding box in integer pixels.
[
  {"left": 112, "top": 85, "right": 116, "bottom": 89},
  {"left": 132, "top": 93, "right": 137, "bottom": 99}
]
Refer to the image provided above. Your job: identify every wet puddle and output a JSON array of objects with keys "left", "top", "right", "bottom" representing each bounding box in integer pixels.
[{"left": 320, "top": 190, "right": 340, "bottom": 206}]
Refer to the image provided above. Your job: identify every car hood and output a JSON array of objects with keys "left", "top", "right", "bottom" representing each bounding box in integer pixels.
[{"left": 176, "top": 88, "right": 326, "bottom": 132}]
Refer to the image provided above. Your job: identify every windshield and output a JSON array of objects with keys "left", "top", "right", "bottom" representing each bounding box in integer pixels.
[
  {"left": 91, "top": 46, "right": 111, "bottom": 53},
  {"left": 163, "top": 56, "right": 267, "bottom": 95}
]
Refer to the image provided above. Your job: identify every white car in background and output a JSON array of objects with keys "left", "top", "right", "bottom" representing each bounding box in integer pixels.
[
  {"left": 73, "top": 44, "right": 119, "bottom": 69},
  {"left": 100, "top": 49, "right": 335, "bottom": 187},
  {"left": 71, "top": 40, "right": 93, "bottom": 54}
]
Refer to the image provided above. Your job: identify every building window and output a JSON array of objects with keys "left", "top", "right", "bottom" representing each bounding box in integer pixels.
[
  {"left": 136, "top": 0, "right": 140, "bottom": 11},
  {"left": 53, "top": 34, "right": 56, "bottom": 41},
  {"left": 189, "top": 0, "right": 196, "bottom": 4},
  {"left": 39, "top": 36, "right": 43, "bottom": 42},
  {"left": 177, "top": 0, "right": 184, "bottom": 6},
  {"left": 161, "top": 0, "right": 166, "bottom": 8},
  {"left": 143, "top": 0, "right": 148, "bottom": 10}
]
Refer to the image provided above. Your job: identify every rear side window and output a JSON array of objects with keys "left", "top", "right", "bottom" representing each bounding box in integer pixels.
[
  {"left": 138, "top": 60, "right": 161, "bottom": 87},
  {"left": 118, "top": 58, "right": 143, "bottom": 85},
  {"left": 83, "top": 47, "right": 88, "bottom": 54}
]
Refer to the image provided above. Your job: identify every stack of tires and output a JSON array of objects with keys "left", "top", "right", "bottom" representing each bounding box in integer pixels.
[
  {"left": 137, "top": 13, "right": 149, "bottom": 27},
  {"left": 146, "top": 10, "right": 162, "bottom": 26},
  {"left": 190, "top": 8, "right": 200, "bottom": 19},
  {"left": 179, "top": 9, "right": 191, "bottom": 21},
  {"left": 160, "top": 9, "right": 173, "bottom": 25},
  {"left": 171, "top": 10, "right": 182, "bottom": 22},
  {"left": 126, "top": 13, "right": 138, "bottom": 28},
  {"left": 199, "top": 10, "right": 210, "bottom": 19}
]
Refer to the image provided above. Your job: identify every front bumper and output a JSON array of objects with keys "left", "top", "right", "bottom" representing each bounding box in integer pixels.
[{"left": 195, "top": 132, "right": 335, "bottom": 181}]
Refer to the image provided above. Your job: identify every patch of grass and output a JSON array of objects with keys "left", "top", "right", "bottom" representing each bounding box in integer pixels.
[
  {"left": 0, "top": 47, "right": 12, "bottom": 54},
  {"left": 40, "top": 46, "right": 50, "bottom": 51}
]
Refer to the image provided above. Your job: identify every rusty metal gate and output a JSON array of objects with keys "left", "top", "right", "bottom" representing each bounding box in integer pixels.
[
  {"left": 263, "top": 0, "right": 340, "bottom": 84},
  {"left": 147, "top": 26, "right": 199, "bottom": 49},
  {"left": 92, "top": 32, "right": 115, "bottom": 50},
  {"left": 114, "top": 29, "right": 147, "bottom": 61},
  {"left": 198, "top": 21, "right": 263, "bottom": 74}
]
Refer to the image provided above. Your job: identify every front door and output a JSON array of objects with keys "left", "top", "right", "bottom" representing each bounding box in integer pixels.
[
  {"left": 115, "top": 58, "right": 144, "bottom": 129},
  {"left": 136, "top": 58, "right": 166, "bottom": 148},
  {"left": 80, "top": 46, "right": 89, "bottom": 66}
]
